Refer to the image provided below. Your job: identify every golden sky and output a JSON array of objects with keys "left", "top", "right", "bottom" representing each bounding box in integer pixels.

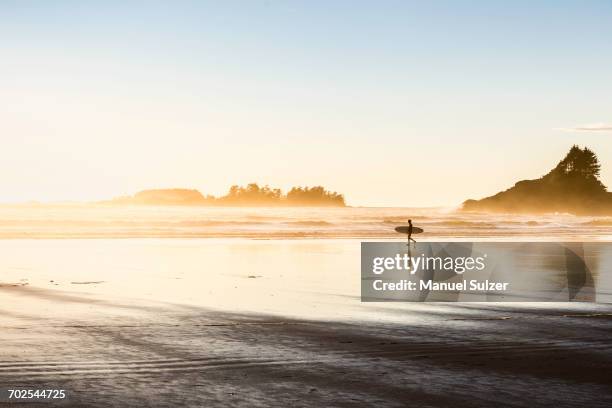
[{"left": 1, "top": 2, "right": 611, "bottom": 206}]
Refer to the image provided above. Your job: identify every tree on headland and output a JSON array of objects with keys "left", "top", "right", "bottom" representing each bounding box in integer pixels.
[
  {"left": 548, "top": 145, "right": 604, "bottom": 188},
  {"left": 462, "top": 145, "right": 611, "bottom": 215}
]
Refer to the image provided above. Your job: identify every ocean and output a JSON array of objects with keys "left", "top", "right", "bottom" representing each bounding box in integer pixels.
[{"left": 1, "top": 204, "right": 612, "bottom": 239}]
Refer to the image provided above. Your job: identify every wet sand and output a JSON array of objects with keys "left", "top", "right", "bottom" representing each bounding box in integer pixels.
[
  {"left": 1, "top": 239, "right": 611, "bottom": 407},
  {"left": 2, "top": 294, "right": 611, "bottom": 407}
]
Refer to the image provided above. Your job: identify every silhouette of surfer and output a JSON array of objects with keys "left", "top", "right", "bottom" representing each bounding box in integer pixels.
[
  {"left": 394, "top": 220, "right": 420, "bottom": 248},
  {"left": 408, "top": 219, "right": 416, "bottom": 246}
]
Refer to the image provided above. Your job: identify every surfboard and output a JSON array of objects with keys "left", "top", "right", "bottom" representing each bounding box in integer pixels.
[{"left": 394, "top": 226, "right": 423, "bottom": 234}]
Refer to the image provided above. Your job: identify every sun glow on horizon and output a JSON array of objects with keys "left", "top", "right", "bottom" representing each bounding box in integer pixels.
[{"left": 1, "top": 2, "right": 611, "bottom": 207}]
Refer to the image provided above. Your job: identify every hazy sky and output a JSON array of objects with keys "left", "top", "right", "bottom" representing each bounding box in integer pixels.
[{"left": 1, "top": 1, "right": 611, "bottom": 206}]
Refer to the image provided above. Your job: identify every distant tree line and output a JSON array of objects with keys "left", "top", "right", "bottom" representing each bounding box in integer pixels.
[
  {"left": 111, "top": 183, "right": 346, "bottom": 207},
  {"left": 218, "top": 183, "right": 345, "bottom": 206}
]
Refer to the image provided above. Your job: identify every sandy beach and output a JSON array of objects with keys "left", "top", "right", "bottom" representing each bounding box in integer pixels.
[{"left": 1, "top": 238, "right": 611, "bottom": 407}]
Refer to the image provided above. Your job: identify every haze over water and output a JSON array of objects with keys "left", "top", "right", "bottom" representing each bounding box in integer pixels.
[{"left": 2, "top": 205, "right": 612, "bottom": 240}]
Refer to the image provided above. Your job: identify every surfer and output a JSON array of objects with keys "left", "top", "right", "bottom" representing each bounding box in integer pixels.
[
  {"left": 407, "top": 219, "right": 416, "bottom": 246},
  {"left": 394, "top": 221, "right": 421, "bottom": 248}
]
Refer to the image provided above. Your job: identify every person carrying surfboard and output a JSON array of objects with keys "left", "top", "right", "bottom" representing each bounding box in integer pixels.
[
  {"left": 394, "top": 221, "right": 422, "bottom": 247},
  {"left": 407, "top": 219, "right": 416, "bottom": 245}
]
